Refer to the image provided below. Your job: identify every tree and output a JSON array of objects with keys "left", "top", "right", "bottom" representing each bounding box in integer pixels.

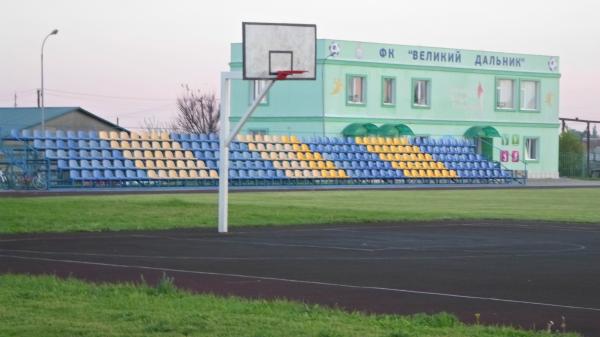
[
  {"left": 173, "top": 85, "right": 219, "bottom": 134},
  {"left": 559, "top": 130, "right": 584, "bottom": 177}
]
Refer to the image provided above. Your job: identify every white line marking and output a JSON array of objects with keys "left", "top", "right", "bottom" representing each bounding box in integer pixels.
[{"left": 1, "top": 253, "right": 600, "bottom": 312}]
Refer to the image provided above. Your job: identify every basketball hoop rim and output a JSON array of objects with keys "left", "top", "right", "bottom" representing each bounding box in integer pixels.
[{"left": 275, "top": 70, "right": 307, "bottom": 80}]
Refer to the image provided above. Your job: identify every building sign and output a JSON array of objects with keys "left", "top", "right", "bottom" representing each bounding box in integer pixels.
[{"left": 322, "top": 40, "right": 559, "bottom": 74}]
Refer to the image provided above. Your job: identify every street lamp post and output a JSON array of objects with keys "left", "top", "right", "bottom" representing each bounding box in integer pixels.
[{"left": 41, "top": 29, "right": 58, "bottom": 133}]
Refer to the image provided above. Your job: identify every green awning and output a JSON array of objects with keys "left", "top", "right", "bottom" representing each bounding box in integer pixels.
[
  {"left": 464, "top": 126, "right": 500, "bottom": 138},
  {"left": 394, "top": 124, "right": 415, "bottom": 136},
  {"left": 342, "top": 123, "right": 368, "bottom": 137},
  {"left": 363, "top": 123, "right": 379, "bottom": 136},
  {"left": 378, "top": 124, "right": 401, "bottom": 137},
  {"left": 482, "top": 126, "right": 501, "bottom": 138}
]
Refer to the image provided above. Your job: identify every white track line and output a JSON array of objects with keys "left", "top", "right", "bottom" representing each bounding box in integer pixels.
[{"left": 1, "top": 253, "right": 600, "bottom": 312}]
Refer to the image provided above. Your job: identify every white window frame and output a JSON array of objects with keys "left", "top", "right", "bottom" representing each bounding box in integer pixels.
[
  {"left": 524, "top": 137, "right": 539, "bottom": 161},
  {"left": 412, "top": 79, "right": 431, "bottom": 108},
  {"left": 496, "top": 78, "right": 516, "bottom": 110},
  {"left": 520, "top": 80, "right": 540, "bottom": 111},
  {"left": 382, "top": 77, "right": 396, "bottom": 106},
  {"left": 251, "top": 80, "right": 269, "bottom": 105},
  {"left": 347, "top": 75, "right": 366, "bottom": 105}
]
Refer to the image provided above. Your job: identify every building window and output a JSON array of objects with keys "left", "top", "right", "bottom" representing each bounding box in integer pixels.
[
  {"left": 412, "top": 79, "right": 430, "bottom": 108},
  {"left": 520, "top": 80, "right": 540, "bottom": 111},
  {"left": 347, "top": 75, "right": 366, "bottom": 104},
  {"left": 252, "top": 80, "right": 269, "bottom": 104},
  {"left": 382, "top": 77, "right": 396, "bottom": 106},
  {"left": 524, "top": 137, "right": 539, "bottom": 161},
  {"left": 496, "top": 79, "right": 515, "bottom": 110}
]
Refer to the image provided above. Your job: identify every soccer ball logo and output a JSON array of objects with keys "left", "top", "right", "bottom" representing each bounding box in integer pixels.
[
  {"left": 548, "top": 57, "right": 558, "bottom": 71},
  {"left": 329, "top": 42, "right": 341, "bottom": 57}
]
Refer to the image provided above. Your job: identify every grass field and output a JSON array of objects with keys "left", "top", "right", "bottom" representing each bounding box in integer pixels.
[
  {"left": 1, "top": 188, "right": 600, "bottom": 234},
  {"left": 0, "top": 274, "right": 578, "bottom": 337}
]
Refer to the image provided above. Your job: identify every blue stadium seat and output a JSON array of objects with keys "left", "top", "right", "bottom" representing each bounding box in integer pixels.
[
  {"left": 69, "top": 170, "right": 80, "bottom": 180},
  {"left": 136, "top": 170, "right": 147, "bottom": 179},
  {"left": 45, "top": 149, "right": 56, "bottom": 159},
  {"left": 57, "top": 160, "right": 68, "bottom": 170},
  {"left": 104, "top": 169, "right": 115, "bottom": 179}
]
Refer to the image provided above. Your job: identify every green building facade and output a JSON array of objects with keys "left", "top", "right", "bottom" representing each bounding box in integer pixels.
[{"left": 228, "top": 39, "right": 560, "bottom": 178}]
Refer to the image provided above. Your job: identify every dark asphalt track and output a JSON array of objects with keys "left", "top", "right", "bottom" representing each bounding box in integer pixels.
[{"left": 1, "top": 221, "right": 599, "bottom": 336}]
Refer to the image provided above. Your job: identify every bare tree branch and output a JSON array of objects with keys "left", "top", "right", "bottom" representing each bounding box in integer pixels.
[{"left": 173, "top": 85, "right": 220, "bottom": 134}]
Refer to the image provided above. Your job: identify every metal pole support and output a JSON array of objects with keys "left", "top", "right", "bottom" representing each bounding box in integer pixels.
[{"left": 218, "top": 72, "right": 275, "bottom": 233}]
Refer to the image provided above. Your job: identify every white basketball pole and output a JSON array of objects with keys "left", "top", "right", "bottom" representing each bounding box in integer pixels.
[{"left": 218, "top": 71, "right": 275, "bottom": 233}]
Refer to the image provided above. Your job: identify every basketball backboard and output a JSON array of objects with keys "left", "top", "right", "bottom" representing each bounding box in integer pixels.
[{"left": 242, "top": 22, "right": 316, "bottom": 80}]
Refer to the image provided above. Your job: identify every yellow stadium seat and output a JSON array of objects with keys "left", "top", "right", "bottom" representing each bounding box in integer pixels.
[
  {"left": 209, "top": 170, "right": 218, "bottom": 179},
  {"left": 141, "top": 141, "right": 151, "bottom": 149},
  {"left": 256, "top": 143, "right": 266, "bottom": 151},
  {"left": 284, "top": 170, "right": 294, "bottom": 178},
  {"left": 407, "top": 162, "right": 415, "bottom": 169},
  {"left": 147, "top": 170, "right": 158, "bottom": 179},
  {"left": 172, "top": 142, "right": 181, "bottom": 150},
  {"left": 449, "top": 170, "right": 457, "bottom": 178},
  {"left": 154, "top": 151, "right": 164, "bottom": 159},
  {"left": 391, "top": 162, "right": 400, "bottom": 169},
  {"left": 107, "top": 131, "right": 118, "bottom": 139},
  {"left": 143, "top": 150, "right": 154, "bottom": 159},
  {"left": 317, "top": 161, "right": 326, "bottom": 169},
  {"left": 130, "top": 132, "right": 141, "bottom": 140},
  {"left": 236, "top": 134, "right": 245, "bottom": 142},
  {"left": 149, "top": 131, "right": 159, "bottom": 140},
  {"left": 189, "top": 170, "right": 199, "bottom": 179},
  {"left": 175, "top": 160, "right": 186, "bottom": 169},
  {"left": 138, "top": 131, "right": 149, "bottom": 140},
  {"left": 442, "top": 170, "right": 450, "bottom": 177},
  {"left": 122, "top": 150, "right": 132, "bottom": 158},
  {"left": 120, "top": 131, "right": 130, "bottom": 140},
  {"left": 292, "top": 144, "right": 301, "bottom": 151},
  {"left": 273, "top": 143, "right": 283, "bottom": 151},
  {"left": 355, "top": 136, "right": 363, "bottom": 144},
  {"left": 271, "top": 135, "right": 281, "bottom": 143},
  {"left": 392, "top": 137, "right": 401, "bottom": 145},
  {"left": 313, "top": 152, "right": 323, "bottom": 160},
  {"left": 382, "top": 145, "right": 391, "bottom": 153},
  {"left": 419, "top": 170, "right": 427, "bottom": 178},
  {"left": 312, "top": 169, "right": 321, "bottom": 177},
  {"left": 199, "top": 170, "right": 209, "bottom": 178},
  {"left": 425, "top": 153, "right": 433, "bottom": 161},
  {"left": 386, "top": 153, "right": 394, "bottom": 161},
  {"left": 178, "top": 170, "right": 189, "bottom": 179},
  {"left": 376, "top": 137, "right": 385, "bottom": 145},
  {"left": 291, "top": 161, "right": 300, "bottom": 169},
  {"left": 110, "top": 140, "right": 120, "bottom": 148},
  {"left": 427, "top": 170, "right": 435, "bottom": 178},
  {"left": 394, "top": 153, "right": 402, "bottom": 161},
  {"left": 297, "top": 152, "right": 306, "bottom": 161},
  {"left": 338, "top": 169, "right": 347, "bottom": 178},
  {"left": 168, "top": 170, "right": 178, "bottom": 179},
  {"left": 301, "top": 144, "right": 310, "bottom": 152},
  {"left": 254, "top": 134, "right": 264, "bottom": 143},
  {"left": 244, "top": 134, "right": 254, "bottom": 142},
  {"left": 434, "top": 170, "right": 442, "bottom": 177},
  {"left": 300, "top": 161, "right": 309, "bottom": 169},
  {"left": 135, "top": 160, "right": 145, "bottom": 168},
  {"left": 261, "top": 152, "right": 270, "bottom": 160},
  {"left": 130, "top": 141, "right": 140, "bottom": 149},
  {"left": 385, "top": 137, "right": 393, "bottom": 145},
  {"left": 415, "top": 162, "right": 423, "bottom": 169},
  {"left": 151, "top": 141, "right": 160, "bottom": 149},
  {"left": 401, "top": 153, "right": 410, "bottom": 161},
  {"left": 412, "top": 145, "right": 420, "bottom": 153},
  {"left": 309, "top": 161, "right": 318, "bottom": 169},
  {"left": 403, "top": 169, "right": 412, "bottom": 177},
  {"left": 99, "top": 131, "right": 110, "bottom": 139},
  {"left": 293, "top": 170, "right": 303, "bottom": 178},
  {"left": 272, "top": 160, "right": 282, "bottom": 169},
  {"left": 288, "top": 152, "right": 297, "bottom": 160},
  {"left": 263, "top": 135, "right": 272, "bottom": 143},
  {"left": 302, "top": 170, "right": 312, "bottom": 178},
  {"left": 265, "top": 143, "right": 275, "bottom": 151},
  {"left": 417, "top": 153, "right": 425, "bottom": 161},
  {"left": 280, "top": 161, "right": 290, "bottom": 169},
  {"left": 409, "top": 153, "right": 418, "bottom": 161},
  {"left": 155, "top": 160, "right": 165, "bottom": 169},
  {"left": 164, "top": 151, "right": 174, "bottom": 159},
  {"left": 247, "top": 143, "right": 257, "bottom": 151},
  {"left": 174, "top": 151, "right": 184, "bottom": 159},
  {"left": 196, "top": 160, "right": 206, "bottom": 168},
  {"left": 326, "top": 161, "right": 335, "bottom": 169},
  {"left": 283, "top": 143, "right": 293, "bottom": 151},
  {"left": 379, "top": 153, "right": 387, "bottom": 161},
  {"left": 401, "top": 137, "right": 409, "bottom": 146},
  {"left": 321, "top": 170, "right": 330, "bottom": 178},
  {"left": 304, "top": 152, "right": 314, "bottom": 161},
  {"left": 437, "top": 162, "right": 445, "bottom": 169},
  {"left": 399, "top": 162, "right": 407, "bottom": 169},
  {"left": 290, "top": 135, "right": 300, "bottom": 143},
  {"left": 330, "top": 170, "right": 339, "bottom": 178},
  {"left": 185, "top": 160, "right": 196, "bottom": 169},
  {"left": 422, "top": 162, "right": 430, "bottom": 169},
  {"left": 184, "top": 151, "right": 195, "bottom": 159},
  {"left": 279, "top": 152, "right": 289, "bottom": 160},
  {"left": 267, "top": 152, "right": 277, "bottom": 160},
  {"left": 158, "top": 170, "right": 169, "bottom": 179},
  {"left": 160, "top": 131, "right": 170, "bottom": 141},
  {"left": 281, "top": 135, "right": 290, "bottom": 143}
]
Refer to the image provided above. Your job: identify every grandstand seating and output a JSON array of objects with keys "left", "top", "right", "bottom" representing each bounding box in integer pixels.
[{"left": 2, "top": 128, "right": 514, "bottom": 187}]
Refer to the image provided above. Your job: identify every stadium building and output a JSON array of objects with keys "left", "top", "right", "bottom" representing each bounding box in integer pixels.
[{"left": 228, "top": 39, "right": 561, "bottom": 178}]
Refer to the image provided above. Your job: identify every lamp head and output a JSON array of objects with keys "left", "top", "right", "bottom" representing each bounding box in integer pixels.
[{"left": 50, "top": 29, "right": 58, "bottom": 35}]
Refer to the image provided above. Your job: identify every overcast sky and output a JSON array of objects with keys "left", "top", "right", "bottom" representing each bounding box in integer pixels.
[{"left": 1, "top": 0, "right": 599, "bottom": 130}]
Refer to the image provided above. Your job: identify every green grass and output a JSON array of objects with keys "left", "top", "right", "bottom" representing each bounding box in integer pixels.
[
  {"left": 0, "top": 274, "right": 578, "bottom": 337},
  {"left": 1, "top": 188, "right": 600, "bottom": 234}
]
